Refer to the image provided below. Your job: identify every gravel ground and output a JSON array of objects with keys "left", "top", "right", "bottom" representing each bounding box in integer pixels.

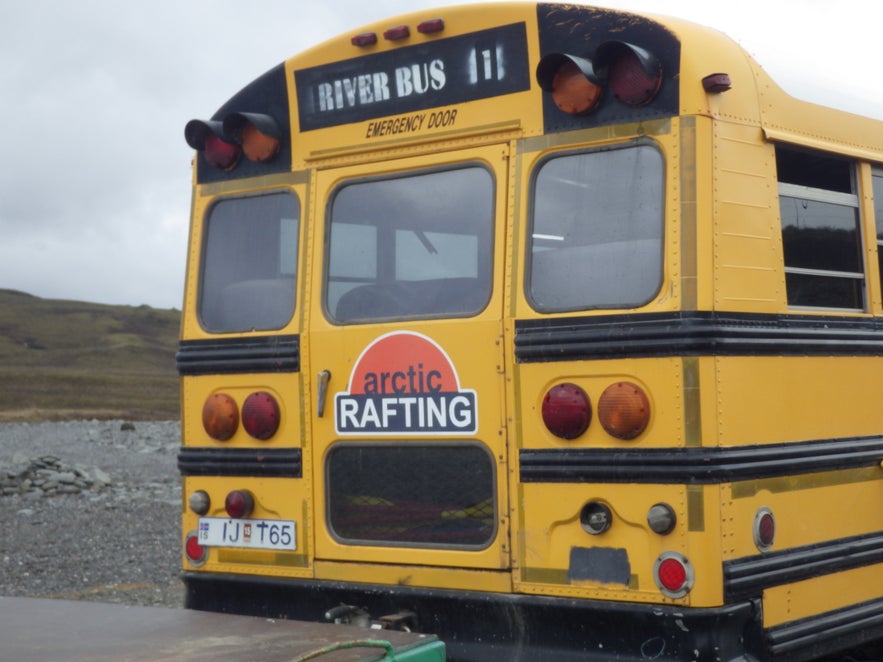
[{"left": 0, "top": 420, "right": 184, "bottom": 608}]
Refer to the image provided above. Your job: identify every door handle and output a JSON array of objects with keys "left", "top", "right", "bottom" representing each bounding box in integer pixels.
[{"left": 316, "top": 369, "right": 331, "bottom": 418}]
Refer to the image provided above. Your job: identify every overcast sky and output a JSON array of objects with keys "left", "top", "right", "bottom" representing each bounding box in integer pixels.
[{"left": 2, "top": 1, "right": 879, "bottom": 310}]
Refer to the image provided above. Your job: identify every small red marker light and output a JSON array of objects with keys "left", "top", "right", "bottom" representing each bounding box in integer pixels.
[
  {"left": 702, "top": 73, "right": 732, "bottom": 93},
  {"left": 754, "top": 507, "right": 776, "bottom": 551},
  {"left": 225, "top": 490, "right": 254, "bottom": 519}
]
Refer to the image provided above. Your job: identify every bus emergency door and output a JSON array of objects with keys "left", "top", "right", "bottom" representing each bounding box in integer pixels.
[{"left": 309, "top": 144, "right": 511, "bottom": 572}]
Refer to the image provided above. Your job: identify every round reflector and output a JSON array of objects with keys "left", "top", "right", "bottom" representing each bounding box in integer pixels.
[
  {"left": 203, "top": 132, "right": 241, "bottom": 170},
  {"left": 604, "top": 44, "right": 662, "bottom": 107},
  {"left": 654, "top": 551, "right": 694, "bottom": 598},
  {"left": 542, "top": 383, "right": 591, "bottom": 439},
  {"left": 202, "top": 393, "right": 239, "bottom": 441},
  {"left": 754, "top": 507, "right": 776, "bottom": 551},
  {"left": 598, "top": 382, "right": 650, "bottom": 440},
  {"left": 225, "top": 490, "right": 254, "bottom": 519},
  {"left": 185, "top": 532, "right": 207, "bottom": 566},
  {"left": 242, "top": 391, "right": 281, "bottom": 440}
]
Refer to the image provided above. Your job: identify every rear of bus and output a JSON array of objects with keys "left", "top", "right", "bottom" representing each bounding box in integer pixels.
[{"left": 178, "top": 3, "right": 883, "bottom": 660}]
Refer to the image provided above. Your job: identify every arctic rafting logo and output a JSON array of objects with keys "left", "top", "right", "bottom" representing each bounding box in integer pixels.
[{"left": 335, "top": 331, "right": 477, "bottom": 436}]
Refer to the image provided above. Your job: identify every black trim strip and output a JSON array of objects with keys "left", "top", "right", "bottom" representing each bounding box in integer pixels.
[
  {"left": 515, "top": 311, "right": 883, "bottom": 363},
  {"left": 767, "top": 596, "right": 883, "bottom": 660},
  {"left": 177, "top": 335, "right": 300, "bottom": 376},
  {"left": 724, "top": 531, "right": 883, "bottom": 603},
  {"left": 519, "top": 436, "right": 883, "bottom": 484},
  {"left": 177, "top": 447, "right": 302, "bottom": 478}
]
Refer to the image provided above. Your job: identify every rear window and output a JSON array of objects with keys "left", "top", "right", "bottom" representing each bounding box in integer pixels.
[
  {"left": 199, "top": 191, "right": 299, "bottom": 332},
  {"left": 327, "top": 444, "right": 495, "bottom": 548},
  {"left": 326, "top": 166, "right": 494, "bottom": 323},
  {"left": 528, "top": 143, "right": 664, "bottom": 311}
]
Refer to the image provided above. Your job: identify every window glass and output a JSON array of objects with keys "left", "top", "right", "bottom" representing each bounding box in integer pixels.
[
  {"left": 328, "top": 167, "right": 494, "bottom": 322},
  {"left": 199, "top": 191, "right": 299, "bottom": 332},
  {"left": 327, "top": 444, "right": 495, "bottom": 548},
  {"left": 873, "top": 172, "right": 883, "bottom": 292},
  {"left": 528, "top": 144, "right": 664, "bottom": 311},
  {"left": 776, "top": 146, "right": 863, "bottom": 310}
]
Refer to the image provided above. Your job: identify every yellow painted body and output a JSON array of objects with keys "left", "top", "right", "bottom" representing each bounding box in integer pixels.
[{"left": 180, "top": 2, "right": 883, "bottom": 653}]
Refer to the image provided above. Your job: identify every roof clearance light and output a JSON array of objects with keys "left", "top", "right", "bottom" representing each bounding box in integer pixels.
[
  {"left": 225, "top": 490, "right": 255, "bottom": 519},
  {"left": 654, "top": 551, "right": 694, "bottom": 598},
  {"left": 596, "top": 41, "right": 662, "bottom": 107},
  {"left": 754, "top": 507, "right": 776, "bottom": 551},
  {"left": 384, "top": 25, "right": 410, "bottom": 41},
  {"left": 202, "top": 393, "right": 239, "bottom": 441},
  {"left": 185, "top": 532, "right": 207, "bottom": 566},
  {"left": 598, "top": 381, "right": 651, "bottom": 440},
  {"left": 351, "top": 32, "right": 378, "bottom": 47},
  {"left": 542, "top": 382, "right": 592, "bottom": 439},
  {"left": 184, "top": 119, "right": 240, "bottom": 170},
  {"left": 242, "top": 391, "right": 281, "bottom": 440},
  {"left": 417, "top": 18, "right": 445, "bottom": 34},
  {"left": 536, "top": 53, "right": 603, "bottom": 115},
  {"left": 222, "top": 112, "right": 281, "bottom": 164}
]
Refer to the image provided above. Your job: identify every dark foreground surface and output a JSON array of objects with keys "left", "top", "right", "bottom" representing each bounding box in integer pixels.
[{"left": 0, "top": 420, "right": 184, "bottom": 607}]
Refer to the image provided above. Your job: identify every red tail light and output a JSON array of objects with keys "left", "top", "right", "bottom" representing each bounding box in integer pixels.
[
  {"left": 225, "top": 490, "right": 254, "bottom": 519},
  {"left": 542, "top": 383, "right": 591, "bottom": 439},
  {"left": 242, "top": 391, "right": 281, "bottom": 440}
]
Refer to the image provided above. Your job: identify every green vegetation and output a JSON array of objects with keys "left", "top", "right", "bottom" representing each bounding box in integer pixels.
[{"left": 0, "top": 289, "right": 180, "bottom": 421}]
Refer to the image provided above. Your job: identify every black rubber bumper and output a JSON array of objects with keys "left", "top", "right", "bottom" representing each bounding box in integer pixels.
[{"left": 183, "top": 572, "right": 764, "bottom": 661}]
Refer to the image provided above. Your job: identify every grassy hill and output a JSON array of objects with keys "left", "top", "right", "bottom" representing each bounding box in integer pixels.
[{"left": 0, "top": 289, "right": 180, "bottom": 422}]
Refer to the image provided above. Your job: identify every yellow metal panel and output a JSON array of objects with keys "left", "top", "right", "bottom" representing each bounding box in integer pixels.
[
  {"left": 763, "top": 563, "right": 883, "bottom": 628},
  {"left": 314, "top": 561, "right": 512, "bottom": 594}
]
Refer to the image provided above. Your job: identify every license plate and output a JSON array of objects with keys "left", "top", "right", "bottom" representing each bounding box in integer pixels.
[{"left": 197, "top": 517, "right": 296, "bottom": 551}]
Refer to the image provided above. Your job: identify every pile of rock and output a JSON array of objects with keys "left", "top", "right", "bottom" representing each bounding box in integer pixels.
[{"left": 1, "top": 455, "right": 112, "bottom": 498}]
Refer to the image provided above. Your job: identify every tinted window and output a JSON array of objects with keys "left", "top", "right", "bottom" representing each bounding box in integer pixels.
[
  {"left": 528, "top": 144, "right": 664, "bottom": 311},
  {"left": 327, "top": 167, "right": 494, "bottom": 323},
  {"left": 327, "top": 444, "right": 495, "bottom": 548},
  {"left": 776, "top": 146, "right": 863, "bottom": 310},
  {"left": 199, "top": 192, "right": 299, "bottom": 332}
]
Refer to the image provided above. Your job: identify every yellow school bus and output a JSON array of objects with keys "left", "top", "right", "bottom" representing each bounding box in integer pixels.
[{"left": 178, "top": 3, "right": 883, "bottom": 659}]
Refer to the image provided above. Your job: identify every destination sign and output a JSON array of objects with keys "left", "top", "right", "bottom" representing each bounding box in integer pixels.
[{"left": 295, "top": 22, "right": 530, "bottom": 132}]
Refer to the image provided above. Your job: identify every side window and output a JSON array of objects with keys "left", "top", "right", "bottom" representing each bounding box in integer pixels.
[
  {"left": 873, "top": 169, "right": 883, "bottom": 292},
  {"left": 199, "top": 191, "right": 299, "bottom": 332},
  {"left": 776, "top": 146, "right": 864, "bottom": 310},
  {"left": 527, "top": 143, "right": 664, "bottom": 312},
  {"left": 327, "top": 166, "right": 494, "bottom": 323}
]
